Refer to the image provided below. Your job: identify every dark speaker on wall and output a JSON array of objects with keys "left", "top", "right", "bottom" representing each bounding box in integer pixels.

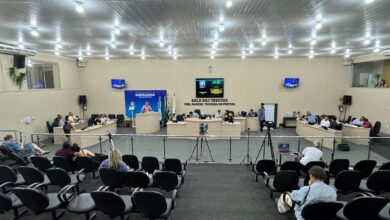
[
  {"left": 79, "top": 95, "right": 87, "bottom": 105},
  {"left": 343, "top": 95, "right": 352, "bottom": 105},
  {"left": 13, "top": 55, "right": 26, "bottom": 69}
]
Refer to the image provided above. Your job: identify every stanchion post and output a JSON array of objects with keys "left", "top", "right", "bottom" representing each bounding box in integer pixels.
[
  {"left": 320, "top": 138, "right": 324, "bottom": 151},
  {"left": 228, "top": 137, "right": 232, "bottom": 164},
  {"left": 297, "top": 138, "right": 301, "bottom": 152},
  {"left": 368, "top": 138, "right": 372, "bottom": 160},
  {"left": 331, "top": 138, "right": 336, "bottom": 161},
  {"left": 36, "top": 134, "right": 40, "bottom": 147},
  {"left": 163, "top": 136, "right": 166, "bottom": 159},
  {"left": 98, "top": 135, "right": 103, "bottom": 154},
  {"left": 131, "top": 136, "right": 134, "bottom": 155}
]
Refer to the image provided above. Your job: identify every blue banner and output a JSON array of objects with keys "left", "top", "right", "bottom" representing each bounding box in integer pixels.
[{"left": 124, "top": 90, "right": 167, "bottom": 119}]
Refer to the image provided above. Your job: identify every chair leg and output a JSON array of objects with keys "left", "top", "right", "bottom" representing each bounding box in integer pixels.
[
  {"left": 270, "top": 190, "right": 273, "bottom": 199},
  {"left": 51, "top": 210, "right": 65, "bottom": 220},
  {"left": 12, "top": 207, "right": 27, "bottom": 220},
  {"left": 86, "top": 212, "right": 96, "bottom": 220},
  {"left": 255, "top": 174, "right": 258, "bottom": 182}
]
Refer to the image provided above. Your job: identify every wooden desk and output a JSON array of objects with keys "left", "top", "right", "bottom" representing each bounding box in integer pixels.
[
  {"left": 283, "top": 117, "right": 297, "bottom": 128},
  {"left": 245, "top": 117, "right": 260, "bottom": 131},
  {"left": 342, "top": 124, "right": 370, "bottom": 145},
  {"left": 296, "top": 120, "right": 342, "bottom": 149},
  {"left": 234, "top": 117, "right": 246, "bottom": 132},
  {"left": 53, "top": 120, "right": 88, "bottom": 144},
  {"left": 71, "top": 120, "right": 117, "bottom": 148},
  {"left": 135, "top": 112, "right": 160, "bottom": 134}
]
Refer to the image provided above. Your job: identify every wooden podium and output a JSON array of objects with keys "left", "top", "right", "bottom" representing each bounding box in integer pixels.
[{"left": 135, "top": 112, "right": 160, "bottom": 134}]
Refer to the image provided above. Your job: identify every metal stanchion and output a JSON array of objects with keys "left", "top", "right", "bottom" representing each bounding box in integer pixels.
[
  {"left": 163, "top": 136, "right": 166, "bottom": 159},
  {"left": 368, "top": 138, "right": 372, "bottom": 160},
  {"left": 297, "top": 138, "right": 301, "bottom": 152},
  {"left": 131, "top": 136, "right": 134, "bottom": 155},
  {"left": 320, "top": 138, "right": 324, "bottom": 151},
  {"left": 331, "top": 138, "right": 336, "bottom": 161},
  {"left": 36, "top": 134, "right": 40, "bottom": 147},
  {"left": 228, "top": 137, "right": 232, "bottom": 164},
  {"left": 98, "top": 135, "right": 103, "bottom": 154}
]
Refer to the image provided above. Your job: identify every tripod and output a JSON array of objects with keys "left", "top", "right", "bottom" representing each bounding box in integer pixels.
[
  {"left": 189, "top": 132, "right": 214, "bottom": 163},
  {"left": 240, "top": 128, "right": 253, "bottom": 165},
  {"left": 254, "top": 126, "right": 276, "bottom": 163},
  {"left": 104, "top": 132, "right": 116, "bottom": 153}
]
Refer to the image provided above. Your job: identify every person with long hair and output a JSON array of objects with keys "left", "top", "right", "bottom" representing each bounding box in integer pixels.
[{"left": 99, "top": 149, "right": 129, "bottom": 173}]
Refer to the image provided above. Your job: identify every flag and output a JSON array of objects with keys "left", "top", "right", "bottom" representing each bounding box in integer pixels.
[
  {"left": 158, "top": 96, "right": 162, "bottom": 121},
  {"left": 172, "top": 93, "right": 176, "bottom": 115}
]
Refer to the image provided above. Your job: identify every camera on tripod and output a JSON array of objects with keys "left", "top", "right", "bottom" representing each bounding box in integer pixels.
[
  {"left": 265, "top": 121, "right": 274, "bottom": 130},
  {"left": 199, "top": 123, "right": 208, "bottom": 135}
]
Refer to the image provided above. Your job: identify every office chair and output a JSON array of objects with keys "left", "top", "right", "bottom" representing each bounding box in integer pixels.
[
  {"left": 99, "top": 168, "right": 125, "bottom": 191},
  {"left": 264, "top": 170, "right": 299, "bottom": 198},
  {"left": 336, "top": 196, "right": 387, "bottom": 220},
  {"left": 17, "top": 167, "right": 51, "bottom": 191},
  {"left": 371, "top": 121, "right": 381, "bottom": 137},
  {"left": 0, "top": 165, "right": 25, "bottom": 193},
  {"left": 154, "top": 171, "right": 182, "bottom": 191},
  {"left": 0, "top": 191, "right": 27, "bottom": 219},
  {"left": 116, "top": 114, "right": 125, "bottom": 127},
  {"left": 163, "top": 159, "right": 187, "bottom": 180},
  {"left": 122, "top": 154, "right": 140, "bottom": 170},
  {"left": 353, "top": 160, "right": 377, "bottom": 179},
  {"left": 133, "top": 190, "right": 175, "bottom": 220},
  {"left": 91, "top": 190, "right": 134, "bottom": 220},
  {"left": 53, "top": 156, "right": 78, "bottom": 173},
  {"left": 301, "top": 161, "right": 326, "bottom": 176},
  {"left": 0, "top": 145, "right": 29, "bottom": 166},
  {"left": 108, "top": 114, "right": 116, "bottom": 120},
  {"left": 328, "top": 159, "right": 350, "bottom": 178},
  {"left": 30, "top": 156, "right": 53, "bottom": 172},
  {"left": 46, "top": 121, "right": 54, "bottom": 143},
  {"left": 345, "top": 116, "right": 352, "bottom": 124},
  {"left": 75, "top": 157, "right": 100, "bottom": 179},
  {"left": 252, "top": 159, "right": 276, "bottom": 182},
  {"left": 332, "top": 170, "right": 362, "bottom": 194},
  {"left": 46, "top": 168, "right": 85, "bottom": 194},
  {"left": 379, "top": 162, "right": 390, "bottom": 170},
  {"left": 280, "top": 161, "right": 303, "bottom": 174},
  {"left": 359, "top": 170, "right": 390, "bottom": 194},
  {"left": 142, "top": 156, "right": 160, "bottom": 173},
  {"left": 124, "top": 171, "right": 153, "bottom": 188},
  {"left": 301, "top": 201, "right": 343, "bottom": 220}
]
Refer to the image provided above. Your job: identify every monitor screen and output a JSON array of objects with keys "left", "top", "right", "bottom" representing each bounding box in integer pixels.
[
  {"left": 284, "top": 78, "right": 300, "bottom": 88},
  {"left": 195, "top": 78, "right": 224, "bottom": 98},
  {"left": 111, "top": 79, "right": 126, "bottom": 89}
]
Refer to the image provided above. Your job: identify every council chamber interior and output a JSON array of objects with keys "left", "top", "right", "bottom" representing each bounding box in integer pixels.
[{"left": 0, "top": 1, "right": 390, "bottom": 220}]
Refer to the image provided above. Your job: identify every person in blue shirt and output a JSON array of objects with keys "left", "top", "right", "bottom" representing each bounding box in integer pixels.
[
  {"left": 258, "top": 103, "right": 266, "bottom": 132},
  {"left": 51, "top": 114, "right": 63, "bottom": 128},
  {"left": 3, "top": 134, "right": 49, "bottom": 156},
  {"left": 289, "top": 166, "right": 337, "bottom": 220},
  {"left": 306, "top": 111, "right": 317, "bottom": 125},
  {"left": 99, "top": 149, "right": 129, "bottom": 173}
]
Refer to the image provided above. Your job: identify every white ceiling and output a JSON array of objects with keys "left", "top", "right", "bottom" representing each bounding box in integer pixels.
[{"left": 0, "top": 0, "right": 389, "bottom": 60}]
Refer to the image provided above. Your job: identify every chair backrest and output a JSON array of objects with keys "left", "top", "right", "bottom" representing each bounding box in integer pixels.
[
  {"left": 0, "top": 165, "right": 17, "bottom": 184},
  {"left": 46, "top": 168, "right": 71, "bottom": 187},
  {"left": 0, "top": 192, "right": 12, "bottom": 212},
  {"left": 108, "top": 114, "right": 116, "bottom": 119},
  {"left": 133, "top": 191, "right": 167, "bottom": 218},
  {"left": 366, "top": 170, "right": 390, "bottom": 193},
  {"left": 163, "top": 158, "right": 183, "bottom": 174},
  {"left": 124, "top": 171, "right": 151, "bottom": 188},
  {"left": 141, "top": 156, "right": 160, "bottom": 173},
  {"left": 379, "top": 162, "right": 390, "bottom": 170},
  {"left": 46, "top": 121, "right": 53, "bottom": 133},
  {"left": 280, "top": 161, "right": 302, "bottom": 173},
  {"left": 255, "top": 159, "right": 276, "bottom": 174},
  {"left": 373, "top": 121, "right": 381, "bottom": 135},
  {"left": 343, "top": 196, "right": 387, "bottom": 220},
  {"left": 154, "top": 171, "right": 179, "bottom": 191},
  {"left": 346, "top": 116, "right": 352, "bottom": 124},
  {"left": 30, "top": 156, "right": 52, "bottom": 172},
  {"left": 334, "top": 170, "right": 362, "bottom": 193},
  {"left": 273, "top": 170, "right": 299, "bottom": 192},
  {"left": 17, "top": 166, "right": 44, "bottom": 185},
  {"left": 99, "top": 168, "right": 125, "bottom": 188},
  {"left": 75, "top": 157, "right": 99, "bottom": 172},
  {"left": 353, "top": 160, "right": 377, "bottom": 178},
  {"left": 328, "top": 159, "right": 350, "bottom": 177},
  {"left": 122, "top": 155, "right": 139, "bottom": 170},
  {"left": 304, "top": 161, "right": 326, "bottom": 173},
  {"left": 0, "top": 145, "right": 28, "bottom": 166},
  {"left": 53, "top": 156, "right": 77, "bottom": 172},
  {"left": 116, "top": 114, "right": 124, "bottom": 122},
  {"left": 301, "top": 201, "right": 343, "bottom": 220},
  {"left": 12, "top": 187, "right": 49, "bottom": 213},
  {"left": 90, "top": 191, "right": 125, "bottom": 217}
]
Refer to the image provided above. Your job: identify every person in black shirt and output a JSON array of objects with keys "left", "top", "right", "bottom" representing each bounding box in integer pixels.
[{"left": 52, "top": 114, "right": 63, "bottom": 127}]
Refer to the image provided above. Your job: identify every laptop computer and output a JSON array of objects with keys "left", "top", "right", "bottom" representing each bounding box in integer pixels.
[{"left": 278, "top": 143, "right": 290, "bottom": 153}]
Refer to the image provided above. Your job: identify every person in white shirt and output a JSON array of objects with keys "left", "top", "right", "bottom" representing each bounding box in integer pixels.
[
  {"left": 100, "top": 114, "right": 109, "bottom": 124},
  {"left": 320, "top": 116, "right": 330, "bottom": 128},
  {"left": 351, "top": 116, "right": 364, "bottom": 126},
  {"left": 67, "top": 112, "right": 76, "bottom": 123},
  {"left": 214, "top": 109, "right": 222, "bottom": 119},
  {"left": 299, "top": 141, "right": 323, "bottom": 165}
]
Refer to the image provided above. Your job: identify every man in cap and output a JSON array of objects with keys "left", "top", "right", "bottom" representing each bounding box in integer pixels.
[{"left": 289, "top": 166, "right": 337, "bottom": 220}]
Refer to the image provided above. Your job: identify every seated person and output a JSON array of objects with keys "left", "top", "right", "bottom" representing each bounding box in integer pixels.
[
  {"left": 176, "top": 114, "right": 185, "bottom": 122},
  {"left": 362, "top": 117, "right": 373, "bottom": 129},
  {"left": 289, "top": 166, "right": 337, "bottom": 220},
  {"left": 306, "top": 111, "right": 317, "bottom": 125},
  {"left": 67, "top": 112, "right": 76, "bottom": 123},
  {"left": 298, "top": 141, "right": 323, "bottom": 166},
  {"left": 351, "top": 116, "right": 364, "bottom": 126},
  {"left": 71, "top": 143, "right": 106, "bottom": 163},
  {"left": 55, "top": 141, "right": 76, "bottom": 160},
  {"left": 63, "top": 121, "right": 75, "bottom": 139},
  {"left": 320, "top": 116, "right": 330, "bottom": 128},
  {"left": 3, "top": 134, "right": 49, "bottom": 156},
  {"left": 375, "top": 79, "right": 388, "bottom": 88},
  {"left": 188, "top": 111, "right": 194, "bottom": 118},
  {"left": 99, "top": 149, "right": 129, "bottom": 173},
  {"left": 51, "top": 114, "right": 63, "bottom": 127},
  {"left": 226, "top": 113, "right": 234, "bottom": 123},
  {"left": 247, "top": 109, "right": 257, "bottom": 117},
  {"left": 329, "top": 116, "right": 340, "bottom": 130},
  {"left": 169, "top": 113, "right": 177, "bottom": 122},
  {"left": 100, "top": 114, "right": 109, "bottom": 124},
  {"left": 94, "top": 115, "right": 102, "bottom": 125},
  {"left": 214, "top": 109, "right": 222, "bottom": 119}
]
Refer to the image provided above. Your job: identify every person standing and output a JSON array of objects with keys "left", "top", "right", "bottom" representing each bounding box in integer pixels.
[
  {"left": 258, "top": 103, "right": 265, "bottom": 132},
  {"left": 141, "top": 101, "right": 152, "bottom": 113}
]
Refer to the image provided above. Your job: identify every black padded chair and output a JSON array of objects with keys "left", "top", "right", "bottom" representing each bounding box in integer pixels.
[
  {"left": 122, "top": 154, "right": 140, "bottom": 170},
  {"left": 379, "top": 162, "right": 390, "bottom": 170},
  {"left": 90, "top": 191, "right": 133, "bottom": 220},
  {"left": 99, "top": 168, "right": 125, "bottom": 190},
  {"left": 124, "top": 171, "right": 153, "bottom": 188},
  {"left": 353, "top": 160, "right": 377, "bottom": 179},
  {"left": 0, "top": 165, "right": 25, "bottom": 193},
  {"left": 133, "top": 190, "right": 175, "bottom": 220},
  {"left": 12, "top": 187, "right": 68, "bottom": 220},
  {"left": 280, "top": 161, "right": 303, "bottom": 173},
  {"left": 371, "top": 121, "right": 381, "bottom": 137},
  {"left": 108, "top": 114, "right": 116, "bottom": 120},
  {"left": 46, "top": 168, "right": 86, "bottom": 194},
  {"left": 252, "top": 159, "right": 276, "bottom": 182},
  {"left": 75, "top": 157, "right": 100, "bottom": 179},
  {"left": 53, "top": 156, "right": 78, "bottom": 173},
  {"left": 142, "top": 156, "right": 160, "bottom": 173},
  {"left": 116, "top": 114, "right": 125, "bottom": 127},
  {"left": 30, "top": 156, "right": 53, "bottom": 172},
  {"left": 46, "top": 121, "right": 54, "bottom": 143},
  {"left": 163, "top": 159, "right": 187, "bottom": 181},
  {"left": 0, "top": 191, "right": 27, "bottom": 219},
  {"left": 333, "top": 170, "right": 362, "bottom": 194},
  {"left": 301, "top": 161, "right": 326, "bottom": 175},
  {"left": 154, "top": 171, "right": 182, "bottom": 191},
  {"left": 17, "top": 166, "right": 50, "bottom": 191},
  {"left": 0, "top": 145, "right": 29, "bottom": 166},
  {"left": 336, "top": 196, "right": 387, "bottom": 220},
  {"left": 359, "top": 170, "right": 390, "bottom": 194},
  {"left": 301, "top": 201, "right": 343, "bottom": 220},
  {"left": 328, "top": 159, "right": 349, "bottom": 178},
  {"left": 264, "top": 170, "right": 299, "bottom": 198}
]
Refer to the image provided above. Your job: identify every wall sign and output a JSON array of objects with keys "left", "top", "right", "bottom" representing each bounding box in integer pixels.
[{"left": 184, "top": 98, "right": 236, "bottom": 106}]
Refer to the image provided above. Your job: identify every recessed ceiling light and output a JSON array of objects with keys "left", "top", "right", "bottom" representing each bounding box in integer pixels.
[
  {"left": 365, "top": 0, "right": 375, "bottom": 4},
  {"left": 210, "top": 50, "right": 216, "bottom": 55},
  {"left": 344, "top": 54, "right": 351, "bottom": 58},
  {"left": 173, "top": 56, "right": 177, "bottom": 60},
  {"left": 159, "top": 40, "right": 165, "bottom": 47},
  {"left": 363, "top": 38, "right": 371, "bottom": 45},
  {"left": 105, "top": 56, "right": 109, "bottom": 60},
  {"left": 330, "top": 49, "right": 336, "bottom": 54},
  {"left": 226, "top": 0, "right": 233, "bottom": 8},
  {"left": 219, "top": 24, "right": 225, "bottom": 32},
  {"left": 114, "top": 28, "right": 120, "bottom": 35},
  {"left": 141, "top": 56, "right": 145, "bottom": 60},
  {"left": 374, "top": 48, "right": 380, "bottom": 53},
  {"left": 75, "top": 2, "right": 84, "bottom": 13},
  {"left": 210, "top": 55, "right": 214, "bottom": 59},
  {"left": 111, "top": 42, "right": 116, "bottom": 48},
  {"left": 78, "top": 56, "right": 83, "bottom": 61},
  {"left": 18, "top": 43, "right": 24, "bottom": 49},
  {"left": 309, "top": 54, "right": 314, "bottom": 59},
  {"left": 315, "top": 22, "right": 322, "bottom": 30},
  {"left": 261, "top": 41, "right": 267, "bottom": 46},
  {"left": 86, "top": 51, "right": 91, "bottom": 56},
  {"left": 130, "top": 51, "right": 134, "bottom": 55},
  {"left": 30, "top": 27, "right": 39, "bottom": 37},
  {"left": 249, "top": 50, "right": 254, "bottom": 54},
  {"left": 288, "top": 49, "right": 292, "bottom": 54},
  {"left": 55, "top": 51, "right": 60, "bottom": 56},
  {"left": 310, "top": 39, "right": 317, "bottom": 45},
  {"left": 241, "top": 55, "right": 246, "bottom": 59},
  {"left": 56, "top": 43, "right": 63, "bottom": 50},
  {"left": 274, "top": 55, "right": 279, "bottom": 59}
]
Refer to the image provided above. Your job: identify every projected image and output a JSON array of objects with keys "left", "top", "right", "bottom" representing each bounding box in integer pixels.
[
  {"left": 284, "top": 78, "right": 300, "bottom": 88},
  {"left": 111, "top": 79, "right": 126, "bottom": 89},
  {"left": 196, "top": 78, "right": 224, "bottom": 98}
]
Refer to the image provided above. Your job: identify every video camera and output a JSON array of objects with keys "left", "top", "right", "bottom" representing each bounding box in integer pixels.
[
  {"left": 265, "top": 121, "right": 274, "bottom": 130},
  {"left": 199, "top": 123, "right": 208, "bottom": 135}
]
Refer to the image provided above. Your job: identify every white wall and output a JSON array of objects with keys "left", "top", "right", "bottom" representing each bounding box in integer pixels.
[
  {"left": 0, "top": 53, "right": 81, "bottom": 135},
  {"left": 79, "top": 57, "right": 350, "bottom": 125}
]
